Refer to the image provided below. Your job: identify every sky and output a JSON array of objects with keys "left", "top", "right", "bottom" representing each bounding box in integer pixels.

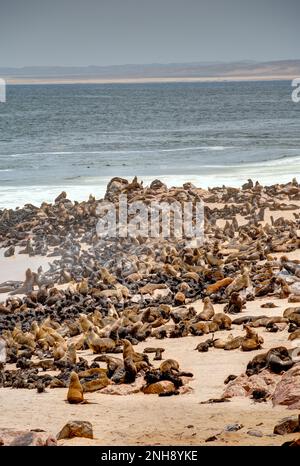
[{"left": 0, "top": 0, "right": 299, "bottom": 67}]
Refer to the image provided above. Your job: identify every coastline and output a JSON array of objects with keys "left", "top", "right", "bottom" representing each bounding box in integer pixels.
[{"left": 4, "top": 75, "right": 298, "bottom": 85}]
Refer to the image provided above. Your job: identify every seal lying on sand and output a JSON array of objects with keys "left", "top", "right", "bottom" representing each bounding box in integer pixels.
[{"left": 246, "top": 347, "right": 294, "bottom": 375}]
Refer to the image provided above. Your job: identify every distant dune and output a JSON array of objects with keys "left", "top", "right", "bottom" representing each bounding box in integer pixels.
[{"left": 1, "top": 60, "right": 300, "bottom": 84}]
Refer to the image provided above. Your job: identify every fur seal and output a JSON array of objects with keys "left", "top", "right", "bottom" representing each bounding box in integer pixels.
[
  {"left": 226, "top": 271, "right": 251, "bottom": 296},
  {"left": 224, "top": 292, "right": 244, "bottom": 314},
  {"left": 246, "top": 347, "right": 294, "bottom": 375},
  {"left": 124, "top": 356, "right": 137, "bottom": 383},
  {"left": 86, "top": 329, "right": 115, "bottom": 354},
  {"left": 195, "top": 337, "right": 215, "bottom": 352},
  {"left": 206, "top": 277, "right": 233, "bottom": 295},
  {"left": 160, "top": 359, "right": 179, "bottom": 374},
  {"left": 143, "top": 347, "right": 165, "bottom": 360},
  {"left": 67, "top": 371, "right": 84, "bottom": 403},
  {"left": 56, "top": 343, "right": 77, "bottom": 367},
  {"left": 189, "top": 321, "right": 210, "bottom": 336},
  {"left": 212, "top": 313, "right": 232, "bottom": 330},
  {"left": 283, "top": 307, "right": 300, "bottom": 318},
  {"left": 224, "top": 335, "right": 243, "bottom": 350},
  {"left": 241, "top": 325, "right": 263, "bottom": 351},
  {"left": 198, "top": 297, "right": 215, "bottom": 320},
  {"left": 288, "top": 329, "right": 300, "bottom": 341}
]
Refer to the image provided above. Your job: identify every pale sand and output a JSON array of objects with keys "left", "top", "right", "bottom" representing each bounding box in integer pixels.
[
  {"left": 0, "top": 206, "right": 299, "bottom": 445},
  {"left": 0, "top": 247, "right": 53, "bottom": 283},
  {"left": 0, "top": 247, "right": 54, "bottom": 303},
  {"left": 6, "top": 75, "right": 297, "bottom": 86},
  {"left": 0, "top": 295, "right": 299, "bottom": 446}
]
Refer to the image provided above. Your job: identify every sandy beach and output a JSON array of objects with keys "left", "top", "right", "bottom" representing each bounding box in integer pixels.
[
  {"left": 0, "top": 296, "right": 299, "bottom": 446},
  {"left": 0, "top": 177, "right": 300, "bottom": 446}
]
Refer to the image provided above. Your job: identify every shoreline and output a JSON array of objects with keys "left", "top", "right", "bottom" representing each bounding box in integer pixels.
[
  {"left": 4, "top": 75, "right": 297, "bottom": 85},
  {"left": 1, "top": 173, "right": 300, "bottom": 210}
]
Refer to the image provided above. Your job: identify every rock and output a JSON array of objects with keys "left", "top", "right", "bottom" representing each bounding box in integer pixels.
[
  {"left": 0, "top": 428, "right": 56, "bottom": 446},
  {"left": 224, "top": 423, "right": 243, "bottom": 432},
  {"left": 223, "top": 370, "right": 279, "bottom": 399},
  {"left": 100, "top": 378, "right": 144, "bottom": 395},
  {"left": 205, "top": 435, "right": 218, "bottom": 442},
  {"left": 57, "top": 421, "right": 93, "bottom": 440},
  {"left": 272, "top": 364, "right": 300, "bottom": 409},
  {"left": 282, "top": 437, "right": 300, "bottom": 447},
  {"left": 274, "top": 416, "right": 300, "bottom": 435},
  {"left": 142, "top": 380, "right": 175, "bottom": 395},
  {"left": 247, "top": 429, "right": 263, "bottom": 437},
  {"left": 223, "top": 384, "right": 247, "bottom": 398}
]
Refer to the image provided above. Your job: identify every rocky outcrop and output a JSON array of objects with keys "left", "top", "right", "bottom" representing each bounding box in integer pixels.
[
  {"left": 272, "top": 364, "right": 300, "bottom": 409},
  {"left": 223, "top": 370, "right": 279, "bottom": 398},
  {"left": 273, "top": 416, "right": 300, "bottom": 435},
  {"left": 0, "top": 428, "right": 56, "bottom": 446}
]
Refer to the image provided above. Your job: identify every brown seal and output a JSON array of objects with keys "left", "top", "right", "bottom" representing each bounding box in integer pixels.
[
  {"left": 67, "top": 371, "right": 84, "bottom": 403},
  {"left": 212, "top": 313, "right": 232, "bottom": 330},
  {"left": 198, "top": 297, "right": 215, "bottom": 320}
]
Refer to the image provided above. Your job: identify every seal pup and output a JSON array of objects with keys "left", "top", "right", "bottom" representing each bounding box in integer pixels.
[{"left": 195, "top": 337, "right": 215, "bottom": 352}]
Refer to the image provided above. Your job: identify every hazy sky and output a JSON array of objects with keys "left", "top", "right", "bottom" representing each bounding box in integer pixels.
[{"left": 0, "top": 0, "right": 299, "bottom": 67}]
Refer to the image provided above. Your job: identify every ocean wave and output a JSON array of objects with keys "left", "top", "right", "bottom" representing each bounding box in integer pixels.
[{"left": 1, "top": 146, "right": 234, "bottom": 159}]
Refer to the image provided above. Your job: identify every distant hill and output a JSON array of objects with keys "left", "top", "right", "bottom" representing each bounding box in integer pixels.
[{"left": 1, "top": 60, "right": 300, "bottom": 84}]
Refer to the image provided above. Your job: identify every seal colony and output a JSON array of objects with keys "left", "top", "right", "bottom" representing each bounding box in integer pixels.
[{"left": 0, "top": 176, "right": 300, "bottom": 445}]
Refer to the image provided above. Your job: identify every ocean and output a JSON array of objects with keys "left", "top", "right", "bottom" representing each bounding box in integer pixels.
[{"left": 0, "top": 80, "right": 299, "bottom": 209}]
